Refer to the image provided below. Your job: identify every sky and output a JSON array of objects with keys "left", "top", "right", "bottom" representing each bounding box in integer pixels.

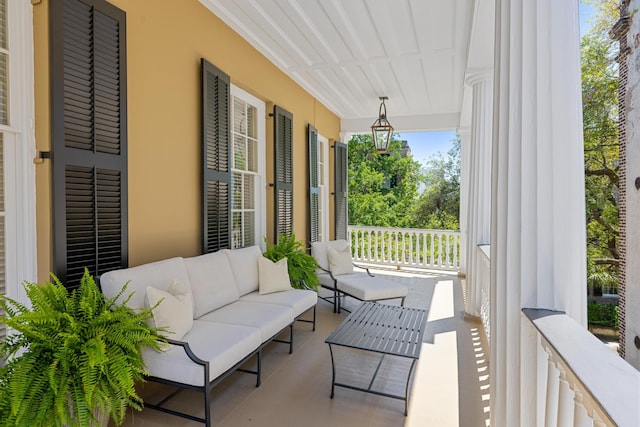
[{"left": 397, "top": 2, "right": 596, "bottom": 168}]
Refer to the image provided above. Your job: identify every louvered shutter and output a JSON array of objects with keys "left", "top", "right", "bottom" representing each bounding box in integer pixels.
[
  {"left": 274, "top": 105, "right": 293, "bottom": 241},
  {"left": 51, "top": 0, "right": 127, "bottom": 287},
  {"left": 201, "top": 59, "right": 231, "bottom": 253},
  {"left": 308, "top": 124, "right": 319, "bottom": 243},
  {"left": 334, "top": 141, "right": 348, "bottom": 240}
]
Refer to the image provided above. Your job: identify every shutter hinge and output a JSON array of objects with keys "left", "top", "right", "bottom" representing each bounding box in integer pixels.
[
  {"left": 34, "top": 151, "right": 51, "bottom": 164},
  {"left": 31, "top": 0, "right": 42, "bottom": 5}
]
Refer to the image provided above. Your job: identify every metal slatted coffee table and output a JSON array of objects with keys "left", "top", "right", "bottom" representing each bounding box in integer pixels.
[{"left": 325, "top": 301, "right": 427, "bottom": 415}]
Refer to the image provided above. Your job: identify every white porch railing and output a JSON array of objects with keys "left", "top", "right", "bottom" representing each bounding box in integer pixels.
[
  {"left": 347, "top": 226, "right": 460, "bottom": 271},
  {"left": 524, "top": 309, "right": 640, "bottom": 426}
]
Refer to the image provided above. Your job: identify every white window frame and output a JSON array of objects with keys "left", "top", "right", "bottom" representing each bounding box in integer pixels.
[
  {"left": 3, "top": 0, "right": 37, "bottom": 304},
  {"left": 230, "top": 85, "right": 266, "bottom": 250},
  {"left": 318, "top": 133, "right": 329, "bottom": 242}
]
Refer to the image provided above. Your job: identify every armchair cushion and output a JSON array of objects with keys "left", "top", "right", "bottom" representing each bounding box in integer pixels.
[
  {"left": 327, "top": 245, "right": 354, "bottom": 275},
  {"left": 311, "top": 239, "right": 350, "bottom": 271}
]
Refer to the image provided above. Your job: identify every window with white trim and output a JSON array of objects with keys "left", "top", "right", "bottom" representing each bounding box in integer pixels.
[
  {"left": 1, "top": 0, "right": 38, "bottom": 336},
  {"left": 230, "top": 86, "right": 265, "bottom": 249}
]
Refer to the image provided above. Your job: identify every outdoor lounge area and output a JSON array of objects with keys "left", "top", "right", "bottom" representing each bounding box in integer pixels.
[
  {"left": 111, "top": 269, "right": 490, "bottom": 427},
  {"left": 7, "top": 0, "right": 640, "bottom": 425}
]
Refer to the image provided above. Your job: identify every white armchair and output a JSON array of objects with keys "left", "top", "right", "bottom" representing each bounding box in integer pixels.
[{"left": 311, "top": 240, "right": 408, "bottom": 313}]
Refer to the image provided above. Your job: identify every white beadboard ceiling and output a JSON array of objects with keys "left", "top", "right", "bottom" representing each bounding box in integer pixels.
[{"left": 200, "top": 0, "right": 494, "bottom": 133}]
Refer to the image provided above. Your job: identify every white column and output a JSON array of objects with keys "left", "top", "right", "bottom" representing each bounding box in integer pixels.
[
  {"left": 458, "top": 128, "right": 471, "bottom": 277},
  {"left": 490, "top": 1, "right": 587, "bottom": 426},
  {"left": 465, "top": 72, "right": 493, "bottom": 317}
]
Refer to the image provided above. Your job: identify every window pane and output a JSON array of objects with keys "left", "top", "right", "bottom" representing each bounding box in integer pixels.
[
  {"left": 233, "top": 135, "right": 246, "bottom": 170},
  {"left": 243, "top": 211, "right": 255, "bottom": 247},
  {"left": 232, "top": 172, "right": 242, "bottom": 209},
  {"left": 233, "top": 98, "right": 247, "bottom": 135},
  {"left": 244, "top": 174, "right": 254, "bottom": 209},
  {"left": 0, "top": 0, "right": 6, "bottom": 50},
  {"left": 232, "top": 212, "right": 242, "bottom": 249},
  {"left": 247, "top": 104, "right": 257, "bottom": 139},
  {"left": 0, "top": 53, "right": 7, "bottom": 125},
  {"left": 248, "top": 139, "right": 257, "bottom": 172}
]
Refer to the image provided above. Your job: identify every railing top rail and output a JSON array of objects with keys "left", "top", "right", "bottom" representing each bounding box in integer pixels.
[
  {"left": 348, "top": 225, "right": 460, "bottom": 235},
  {"left": 523, "top": 308, "right": 640, "bottom": 427}
]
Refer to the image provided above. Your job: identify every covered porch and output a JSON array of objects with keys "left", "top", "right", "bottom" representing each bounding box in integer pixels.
[{"left": 10, "top": 0, "right": 639, "bottom": 425}]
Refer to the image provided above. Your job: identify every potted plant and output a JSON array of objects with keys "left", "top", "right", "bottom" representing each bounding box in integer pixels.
[
  {"left": 263, "top": 234, "right": 320, "bottom": 291},
  {"left": 0, "top": 269, "right": 164, "bottom": 427}
]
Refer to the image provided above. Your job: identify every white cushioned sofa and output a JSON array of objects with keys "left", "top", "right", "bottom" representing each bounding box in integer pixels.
[
  {"left": 311, "top": 239, "right": 408, "bottom": 313},
  {"left": 100, "top": 245, "right": 317, "bottom": 427}
]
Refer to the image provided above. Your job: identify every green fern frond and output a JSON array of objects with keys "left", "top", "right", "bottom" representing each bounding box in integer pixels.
[{"left": 0, "top": 268, "right": 163, "bottom": 427}]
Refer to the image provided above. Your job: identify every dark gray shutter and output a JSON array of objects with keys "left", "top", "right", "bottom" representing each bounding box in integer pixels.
[
  {"left": 50, "top": 0, "right": 127, "bottom": 286},
  {"left": 201, "top": 59, "right": 231, "bottom": 253},
  {"left": 334, "top": 141, "right": 348, "bottom": 240},
  {"left": 308, "top": 124, "right": 319, "bottom": 243},
  {"left": 274, "top": 105, "right": 293, "bottom": 241}
]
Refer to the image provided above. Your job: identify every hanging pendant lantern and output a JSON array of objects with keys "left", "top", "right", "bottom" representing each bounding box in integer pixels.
[{"left": 371, "top": 96, "right": 394, "bottom": 152}]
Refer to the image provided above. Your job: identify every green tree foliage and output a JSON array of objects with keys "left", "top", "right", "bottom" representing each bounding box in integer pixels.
[
  {"left": 581, "top": 0, "right": 620, "bottom": 289},
  {"left": 347, "top": 134, "right": 424, "bottom": 227},
  {"left": 347, "top": 133, "right": 461, "bottom": 230},
  {"left": 412, "top": 137, "right": 461, "bottom": 230}
]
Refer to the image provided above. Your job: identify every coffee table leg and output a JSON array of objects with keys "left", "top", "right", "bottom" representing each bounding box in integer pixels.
[{"left": 328, "top": 344, "right": 336, "bottom": 398}]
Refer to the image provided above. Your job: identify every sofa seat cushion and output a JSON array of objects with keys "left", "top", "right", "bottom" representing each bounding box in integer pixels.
[
  {"left": 335, "top": 273, "right": 409, "bottom": 302},
  {"left": 198, "top": 301, "right": 295, "bottom": 342},
  {"left": 240, "top": 289, "right": 317, "bottom": 318},
  {"left": 100, "top": 257, "right": 191, "bottom": 311},
  {"left": 143, "top": 320, "right": 261, "bottom": 387},
  {"left": 184, "top": 251, "right": 239, "bottom": 318}
]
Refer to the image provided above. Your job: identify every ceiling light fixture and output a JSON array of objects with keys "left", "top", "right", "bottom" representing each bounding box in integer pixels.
[{"left": 371, "top": 96, "right": 394, "bottom": 153}]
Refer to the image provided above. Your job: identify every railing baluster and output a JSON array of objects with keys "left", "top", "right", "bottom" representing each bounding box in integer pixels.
[
  {"left": 557, "top": 368, "right": 574, "bottom": 426},
  {"left": 573, "top": 390, "right": 592, "bottom": 427},
  {"left": 545, "top": 352, "right": 560, "bottom": 427}
]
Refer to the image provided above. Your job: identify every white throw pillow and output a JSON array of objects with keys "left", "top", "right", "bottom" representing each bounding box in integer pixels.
[
  {"left": 258, "top": 256, "right": 293, "bottom": 295},
  {"left": 327, "top": 245, "right": 354, "bottom": 275},
  {"left": 145, "top": 279, "right": 194, "bottom": 341}
]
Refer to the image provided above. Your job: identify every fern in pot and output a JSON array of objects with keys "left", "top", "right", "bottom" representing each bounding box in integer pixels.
[
  {"left": 263, "top": 234, "right": 320, "bottom": 291},
  {"left": 0, "top": 269, "right": 164, "bottom": 427}
]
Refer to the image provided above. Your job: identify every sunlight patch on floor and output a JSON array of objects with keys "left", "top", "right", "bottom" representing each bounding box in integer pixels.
[
  {"left": 427, "top": 279, "right": 455, "bottom": 321},
  {"left": 405, "top": 332, "right": 459, "bottom": 427}
]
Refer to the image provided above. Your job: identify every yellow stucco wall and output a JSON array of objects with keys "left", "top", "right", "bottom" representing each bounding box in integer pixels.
[{"left": 33, "top": 0, "right": 340, "bottom": 279}]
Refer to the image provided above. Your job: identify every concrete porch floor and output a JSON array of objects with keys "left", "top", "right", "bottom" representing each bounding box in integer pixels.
[{"left": 113, "top": 269, "right": 490, "bottom": 427}]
